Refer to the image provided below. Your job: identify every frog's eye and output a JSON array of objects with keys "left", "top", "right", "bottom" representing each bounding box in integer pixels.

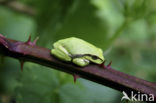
[{"left": 91, "top": 56, "right": 99, "bottom": 60}]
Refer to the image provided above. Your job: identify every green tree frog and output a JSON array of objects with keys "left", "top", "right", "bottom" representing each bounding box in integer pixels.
[{"left": 51, "top": 37, "right": 104, "bottom": 67}]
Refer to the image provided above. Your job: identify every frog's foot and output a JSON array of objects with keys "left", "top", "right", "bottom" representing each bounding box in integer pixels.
[
  {"left": 99, "top": 61, "right": 112, "bottom": 69},
  {"left": 72, "top": 58, "right": 89, "bottom": 67}
]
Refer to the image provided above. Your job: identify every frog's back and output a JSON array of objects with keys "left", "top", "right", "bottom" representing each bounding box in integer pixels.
[{"left": 57, "top": 37, "right": 103, "bottom": 57}]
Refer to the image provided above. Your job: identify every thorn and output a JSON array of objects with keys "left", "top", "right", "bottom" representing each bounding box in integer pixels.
[
  {"left": 107, "top": 61, "right": 112, "bottom": 69},
  {"left": 103, "top": 65, "right": 107, "bottom": 69},
  {"left": 19, "top": 60, "right": 25, "bottom": 72},
  {"left": 99, "top": 60, "right": 105, "bottom": 67},
  {"left": 72, "top": 74, "right": 79, "bottom": 83},
  {"left": 32, "top": 36, "right": 39, "bottom": 46},
  {"left": 99, "top": 60, "right": 112, "bottom": 69},
  {"left": 25, "top": 35, "right": 31, "bottom": 45},
  {"left": 24, "top": 35, "right": 39, "bottom": 46},
  {"left": 99, "top": 60, "right": 107, "bottom": 69}
]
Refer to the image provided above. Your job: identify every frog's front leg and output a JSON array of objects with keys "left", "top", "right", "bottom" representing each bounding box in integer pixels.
[
  {"left": 51, "top": 44, "right": 72, "bottom": 62},
  {"left": 72, "top": 58, "right": 89, "bottom": 67}
]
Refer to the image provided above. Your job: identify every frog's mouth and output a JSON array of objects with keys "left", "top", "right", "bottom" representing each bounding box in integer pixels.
[{"left": 71, "top": 54, "right": 104, "bottom": 62}]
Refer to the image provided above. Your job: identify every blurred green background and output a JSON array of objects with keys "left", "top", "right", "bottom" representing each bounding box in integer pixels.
[{"left": 0, "top": 0, "right": 156, "bottom": 103}]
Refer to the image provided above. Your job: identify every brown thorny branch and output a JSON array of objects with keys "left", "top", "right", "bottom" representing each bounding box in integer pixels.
[{"left": 0, "top": 34, "right": 156, "bottom": 101}]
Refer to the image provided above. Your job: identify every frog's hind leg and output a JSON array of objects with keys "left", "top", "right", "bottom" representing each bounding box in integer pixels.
[
  {"left": 72, "top": 58, "right": 89, "bottom": 67},
  {"left": 51, "top": 44, "right": 72, "bottom": 62}
]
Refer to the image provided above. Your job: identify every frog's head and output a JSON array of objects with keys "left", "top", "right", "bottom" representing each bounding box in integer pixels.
[{"left": 85, "top": 55, "right": 104, "bottom": 64}]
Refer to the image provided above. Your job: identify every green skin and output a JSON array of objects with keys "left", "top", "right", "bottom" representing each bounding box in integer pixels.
[{"left": 51, "top": 37, "right": 104, "bottom": 67}]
